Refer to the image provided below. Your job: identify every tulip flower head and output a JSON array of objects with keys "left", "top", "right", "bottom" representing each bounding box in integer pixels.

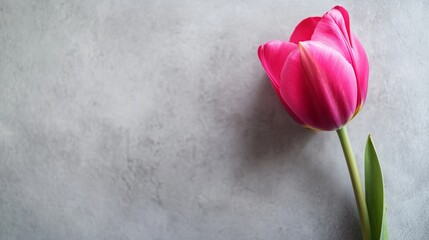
[{"left": 258, "top": 6, "right": 369, "bottom": 131}]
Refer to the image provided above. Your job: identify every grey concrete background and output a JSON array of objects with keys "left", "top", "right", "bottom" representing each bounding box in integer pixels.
[{"left": 0, "top": 0, "right": 428, "bottom": 239}]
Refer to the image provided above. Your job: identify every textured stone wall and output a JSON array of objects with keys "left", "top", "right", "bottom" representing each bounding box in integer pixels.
[{"left": 0, "top": 1, "right": 428, "bottom": 239}]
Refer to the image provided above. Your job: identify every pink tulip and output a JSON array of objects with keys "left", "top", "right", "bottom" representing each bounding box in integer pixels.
[{"left": 258, "top": 6, "right": 369, "bottom": 131}]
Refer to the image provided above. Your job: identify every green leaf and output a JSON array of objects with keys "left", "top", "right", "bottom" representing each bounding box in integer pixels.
[{"left": 365, "top": 135, "right": 388, "bottom": 240}]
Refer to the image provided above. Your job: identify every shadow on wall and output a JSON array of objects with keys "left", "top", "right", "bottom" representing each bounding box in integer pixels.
[
  {"left": 233, "top": 75, "right": 360, "bottom": 238},
  {"left": 239, "top": 75, "right": 313, "bottom": 163}
]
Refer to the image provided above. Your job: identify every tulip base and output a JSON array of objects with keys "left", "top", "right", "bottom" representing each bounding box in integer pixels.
[{"left": 337, "top": 126, "right": 372, "bottom": 240}]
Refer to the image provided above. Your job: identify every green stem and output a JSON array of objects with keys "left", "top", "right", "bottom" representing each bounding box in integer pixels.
[{"left": 337, "top": 126, "right": 371, "bottom": 240}]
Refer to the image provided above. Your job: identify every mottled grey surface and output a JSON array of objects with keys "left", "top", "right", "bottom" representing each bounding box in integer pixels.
[{"left": 0, "top": 0, "right": 428, "bottom": 239}]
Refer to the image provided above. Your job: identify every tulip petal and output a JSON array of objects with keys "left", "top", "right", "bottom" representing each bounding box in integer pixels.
[
  {"left": 289, "top": 17, "right": 321, "bottom": 44},
  {"left": 258, "top": 41, "right": 297, "bottom": 90},
  {"left": 333, "top": 6, "right": 351, "bottom": 45},
  {"left": 257, "top": 41, "right": 305, "bottom": 125},
  {"left": 351, "top": 34, "right": 369, "bottom": 108},
  {"left": 311, "top": 8, "right": 354, "bottom": 65},
  {"left": 280, "top": 41, "right": 357, "bottom": 131},
  {"left": 312, "top": 7, "right": 369, "bottom": 111}
]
